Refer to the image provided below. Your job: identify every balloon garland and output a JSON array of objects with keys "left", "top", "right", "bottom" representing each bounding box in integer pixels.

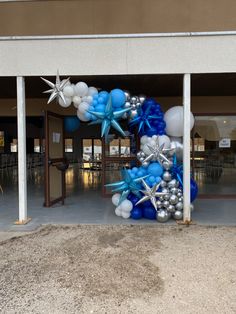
[{"left": 42, "top": 72, "right": 198, "bottom": 223}]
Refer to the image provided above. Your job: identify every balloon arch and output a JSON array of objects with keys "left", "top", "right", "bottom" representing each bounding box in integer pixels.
[{"left": 42, "top": 73, "right": 198, "bottom": 223}]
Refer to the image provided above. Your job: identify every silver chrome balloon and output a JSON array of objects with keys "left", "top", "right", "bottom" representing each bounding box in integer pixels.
[
  {"left": 164, "top": 194, "right": 170, "bottom": 201},
  {"left": 124, "top": 101, "right": 131, "bottom": 109},
  {"left": 167, "top": 204, "right": 175, "bottom": 213},
  {"left": 139, "top": 95, "right": 146, "bottom": 104},
  {"left": 130, "top": 96, "right": 138, "bottom": 104},
  {"left": 163, "top": 171, "right": 172, "bottom": 182},
  {"left": 160, "top": 180, "right": 167, "bottom": 188},
  {"left": 124, "top": 91, "right": 131, "bottom": 101},
  {"left": 162, "top": 161, "right": 173, "bottom": 170},
  {"left": 168, "top": 179, "right": 177, "bottom": 188},
  {"left": 142, "top": 161, "right": 149, "bottom": 168},
  {"left": 169, "top": 194, "right": 178, "bottom": 205},
  {"left": 178, "top": 196, "right": 183, "bottom": 203},
  {"left": 173, "top": 210, "right": 183, "bottom": 220},
  {"left": 163, "top": 200, "right": 170, "bottom": 208},
  {"left": 157, "top": 210, "right": 170, "bottom": 223},
  {"left": 175, "top": 201, "right": 183, "bottom": 211},
  {"left": 170, "top": 187, "right": 179, "bottom": 195},
  {"left": 162, "top": 188, "right": 169, "bottom": 194},
  {"left": 177, "top": 192, "right": 183, "bottom": 198},
  {"left": 159, "top": 196, "right": 164, "bottom": 202},
  {"left": 130, "top": 109, "right": 138, "bottom": 119},
  {"left": 156, "top": 200, "right": 162, "bottom": 209}
]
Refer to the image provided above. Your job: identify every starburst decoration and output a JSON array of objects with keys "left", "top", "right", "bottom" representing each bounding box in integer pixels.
[
  {"left": 143, "top": 137, "right": 174, "bottom": 165},
  {"left": 106, "top": 168, "right": 148, "bottom": 205},
  {"left": 88, "top": 96, "right": 130, "bottom": 141},
  {"left": 129, "top": 104, "right": 158, "bottom": 133},
  {"left": 41, "top": 71, "right": 70, "bottom": 105},
  {"left": 135, "top": 179, "right": 169, "bottom": 211}
]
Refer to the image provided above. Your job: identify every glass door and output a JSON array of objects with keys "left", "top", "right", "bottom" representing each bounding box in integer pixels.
[{"left": 192, "top": 115, "right": 236, "bottom": 196}]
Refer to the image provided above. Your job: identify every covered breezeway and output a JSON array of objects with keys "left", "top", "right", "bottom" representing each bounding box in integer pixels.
[{"left": 0, "top": 32, "right": 236, "bottom": 228}]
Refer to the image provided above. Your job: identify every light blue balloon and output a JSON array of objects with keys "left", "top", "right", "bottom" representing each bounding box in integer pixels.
[
  {"left": 130, "top": 173, "right": 136, "bottom": 179},
  {"left": 92, "top": 100, "right": 98, "bottom": 106},
  {"left": 91, "top": 114, "right": 97, "bottom": 121},
  {"left": 98, "top": 96, "right": 105, "bottom": 104},
  {"left": 111, "top": 89, "right": 126, "bottom": 108},
  {"left": 84, "top": 112, "right": 92, "bottom": 121},
  {"left": 95, "top": 104, "right": 106, "bottom": 112},
  {"left": 93, "top": 94, "right": 98, "bottom": 100},
  {"left": 99, "top": 91, "right": 109, "bottom": 103},
  {"left": 147, "top": 162, "right": 163, "bottom": 177},
  {"left": 149, "top": 176, "right": 156, "bottom": 183},
  {"left": 155, "top": 176, "right": 161, "bottom": 183},
  {"left": 132, "top": 167, "right": 138, "bottom": 174}
]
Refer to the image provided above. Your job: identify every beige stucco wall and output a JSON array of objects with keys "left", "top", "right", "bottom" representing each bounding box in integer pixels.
[
  {"left": 0, "top": 0, "right": 236, "bottom": 36},
  {"left": 0, "top": 96, "right": 235, "bottom": 116}
]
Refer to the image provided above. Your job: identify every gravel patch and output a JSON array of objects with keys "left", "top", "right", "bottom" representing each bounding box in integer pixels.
[{"left": 0, "top": 225, "right": 235, "bottom": 313}]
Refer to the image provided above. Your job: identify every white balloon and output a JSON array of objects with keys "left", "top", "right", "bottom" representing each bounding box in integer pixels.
[
  {"left": 121, "top": 211, "right": 130, "bottom": 219},
  {"left": 140, "top": 135, "right": 149, "bottom": 145},
  {"left": 63, "top": 85, "right": 74, "bottom": 97},
  {"left": 142, "top": 144, "right": 152, "bottom": 155},
  {"left": 58, "top": 96, "right": 71, "bottom": 108},
  {"left": 164, "top": 106, "right": 194, "bottom": 137},
  {"left": 88, "top": 86, "right": 98, "bottom": 96},
  {"left": 78, "top": 102, "right": 90, "bottom": 114},
  {"left": 77, "top": 110, "right": 90, "bottom": 122},
  {"left": 120, "top": 200, "right": 133, "bottom": 213},
  {"left": 86, "top": 95, "right": 93, "bottom": 104},
  {"left": 112, "top": 193, "right": 121, "bottom": 206},
  {"left": 115, "top": 207, "right": 122, "bottom": 217},
  {"left": 72, "top": 96, "right": 82, "bottom": 108},
  {"left": 158, "top": 135, "right": 171, "bottom": 149},
  {"left": 76, "top": 82, "right": 89, "bottom": 97}
]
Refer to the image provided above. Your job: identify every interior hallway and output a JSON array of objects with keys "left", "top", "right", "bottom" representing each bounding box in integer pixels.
[{"left": 0, "top": 165, "right": 235, "bottom": 231}]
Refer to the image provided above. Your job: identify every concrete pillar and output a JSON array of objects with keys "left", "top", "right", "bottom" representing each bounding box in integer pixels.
[{"left": 183, "top": 73, "right": 191, "bottom": 222}]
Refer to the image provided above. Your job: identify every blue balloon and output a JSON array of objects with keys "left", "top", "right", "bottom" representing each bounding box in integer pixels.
[
  {"left": 99, "top": 91, "right": 109, "bottom": 103},
  {"left": 127, "top": 193, "right": 140, "bottom": 205},
  {"left": 191, "top": 178, "right": 198, "bottom": 202},
  {"left": 84, "top": 112, "right": 92, "bottom": 121},
  {"left": 93, "top": 94, "right": 98, "bottom": 100},
  {"left": 95, "top": 104, "right": 105, "bottom": 112},
  {"left": 147, "top": 162, "right": 163, "bottom": 177},
  {"left": 64, "top": 117, "right": 80, "bottom": 133},
  {"left": 143, "top": 206, "right": 156, "bottom": 220},
  {"left": 146, "top": 127, "right": 158, "bottom": 137},
  {"left": 92, "top": 100, "right": 98, "bottom": 106},
  {"left": 110, "top": 89, "right": 126, "bottom": 108},
  {"left": 131, "top": 207, "right": 143, "bottom": 219},
  {"left": 98, "top": 96, "right": 105, "bottom": 104}
]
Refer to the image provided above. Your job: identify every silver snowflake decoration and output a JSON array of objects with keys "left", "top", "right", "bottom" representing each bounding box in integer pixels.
[
  {"left": 135, "top": 179, "right": 169, "bottom": 211},
  {"left": 143, "top": 137, "right": 174, "bottom": 165},
  {"left": 41, "top": 71, "right": 70, "bottom": 105}
]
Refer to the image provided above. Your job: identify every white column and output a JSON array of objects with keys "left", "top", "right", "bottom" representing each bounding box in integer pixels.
[
  {"left": 183, "top": 73, "right": 191, "bottom": 222},
  {"left": 17, "top": 76, "right": 28, "bottom": 222}
]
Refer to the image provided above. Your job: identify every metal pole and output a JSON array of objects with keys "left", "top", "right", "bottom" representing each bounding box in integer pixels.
[
  {"left": 16, "top": 76, "right": 28, "bottom": 223},
  {"left": 183, "top": 73, "right": 191, "bottom": 222}
]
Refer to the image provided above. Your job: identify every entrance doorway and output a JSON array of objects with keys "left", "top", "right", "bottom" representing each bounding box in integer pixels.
[{"left": 192, "top": 115, "right": 236, "bottom": 197}]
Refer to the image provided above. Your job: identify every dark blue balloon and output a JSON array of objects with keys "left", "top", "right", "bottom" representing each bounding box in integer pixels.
[
  {"left": 64, "top": 117, "right": 80, "bottom": 133},
  {"left": 190, "top": 178, "right": 198, "bottom": 202},
  {"left": 146, "top": 127, "right": 158, "bottom": 137},
  {"left": 127, "top": 193, "right": 140, "bottom": 206},
  {"left": 131, "top": 207, "right": 143, "bottom": 219},
  {"left": 143, "top": 206, "right": 156, "bottom": 220}
]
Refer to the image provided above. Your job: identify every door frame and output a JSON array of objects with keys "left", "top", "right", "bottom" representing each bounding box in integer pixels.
[{"left": 44, "top": 110, "right": 67, "bottom": 207}]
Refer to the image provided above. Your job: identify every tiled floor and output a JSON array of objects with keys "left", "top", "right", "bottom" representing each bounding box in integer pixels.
[{"left": 0, "top": 165, "right": 235, "bottom": 231}]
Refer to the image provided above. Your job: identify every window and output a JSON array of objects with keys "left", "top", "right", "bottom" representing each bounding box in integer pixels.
[
  {"left": 11, "top": 139, "right": 17, "bottom": 153},
  {"left": 65, "top": 139, "right": 73, "bottom": 153},
  {"left": 34, "top": 138, "right": 41, "bottom": 153}
]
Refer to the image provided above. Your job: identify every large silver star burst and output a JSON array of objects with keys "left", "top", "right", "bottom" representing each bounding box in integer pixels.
[
  {"left": 135, "top": 179, "right": 169, "bottom": 211},
  {"left": 41, "top": 71, "right": 70, "bottom": 105},
  {"left": 143, "top": 137, "right": 174, "bottom": 164}
]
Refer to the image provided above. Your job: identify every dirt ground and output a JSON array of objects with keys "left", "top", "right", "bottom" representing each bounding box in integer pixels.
[{"left": 0, "top": 225, "right": 235, "bottom": 314}]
